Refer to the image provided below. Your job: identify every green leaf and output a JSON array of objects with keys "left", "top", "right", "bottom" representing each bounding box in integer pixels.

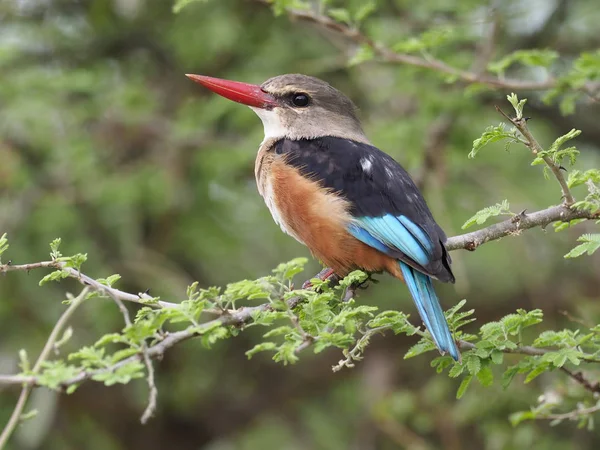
[
  {"left": 490, "top": 350, "right": 504, "bottom": 365},
  {"left": 456, "top": 374, "right": 473, "bottom": 399},
  {"left": 502, "top": 365, "right": 521, "bottom": 389},
  {"left": 393, "top": 26, "right": 454, "bottom": 54},
  {"left": 19, "top": 410, "right": 38, "bottom": 422},
  {"left": 448, "top": 362, "right": 465, "bottom": 378},
  {"left": 328, "top": 8, "right": 352, "bottom": 25},
  {"left": 58, "top": 253, "right": 88, "bottom": 271},
  {"left": 225, "top": 279, "right": 272, "bottom": 301},
  {"left": 50, "top": 238, "right": 62, "bottom": 260},
  {"left": 19, "top": 349, "right": 30, "bottom": 373},
  {"left": 524, "top": 363, "right": 549, "bottom": 383},
  {"left": 96, "top": 274, "right": 122, "bottom": 287},
  {"left": 354, "top": 1, "right": 376, "bottom": 23},
  {"left": 553, "top": 218, "right": 586, "bottom": 232},
  {"left": 565, "top": 234, "right": 600, "bottom": 258},
  {"left": 348, "top": 45, "right": 375, "bottom": 67},
  {"left": 510, "top": 410, "right": 536, "bottom": 427},
  {"left": 263, "top": 326, "right": 294, "bottom": 338},
  {"left": 39, "top": 269, "right": 70, "bottom": 286},
  {"left": 476, "top": 365, "right": 494, "bottom": 387},
  {"left": 461, "top": 200, "right": 511, "bottom": 229},
  {"left": 469, "top": 124, "right": 515, "bottom": 158},
  {"left": 92, "top": 361, "right": 145, "bottom": 386},
  {"left": 272, "top": 258, "right": 308, "bottom": 280},
  {"left": 466, "top": 355, "right": 481, "bottom": 375},
  {"left": 507, "top": 93, "right": 527, "bottom": 120},
  {"left": 172, "top": 0, "right": 208, "bottom": 13},
  {"left": 246, "top": 342, "right": 277, "bottom": 359},
  {"left": 37, "top": 361, "right": 80, "bottom": 390},
  {"left": 69, "top": 346, "right": 107, "bottom": 369},
  {"left": 547, "top": 128, "right": 581, "bottom": 163},
  {"left": 404, "top": 340, "right": 436, "bottom": 359},
  {"left": 0, "top": 233, "right": 8, "bottom": 263},
  {"left": 488, "top": 50, "right": 558, "bottom": 77},
  {"left": 567, "top": 169, "right": 600, "bottom": 188},
  {"left": 501, "top": 309, "right": 543, "bottom": 335}
]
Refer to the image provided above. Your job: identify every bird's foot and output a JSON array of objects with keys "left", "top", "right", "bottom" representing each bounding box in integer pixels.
[
  {"left": 341, "top": 273, "right": 379, "bottom": 302},
  {"left": 301, "top": 267, "right": 339, "bottom": 290}
]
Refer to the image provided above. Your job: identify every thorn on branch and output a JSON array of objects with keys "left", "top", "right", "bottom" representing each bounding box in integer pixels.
[
  {"left": 464, "top": 241, "right": 478, "bottom": 251},
  {"left": 511, "top": 209, "right": 528, "bottom": 224}
]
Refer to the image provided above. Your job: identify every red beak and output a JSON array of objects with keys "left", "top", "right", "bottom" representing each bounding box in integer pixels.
[{"left": 185, "top": 74, "right": 278, "bottom": 109}]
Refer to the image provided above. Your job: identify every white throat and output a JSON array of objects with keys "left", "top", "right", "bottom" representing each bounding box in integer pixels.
[
  {"left": 249, "top": 106, "right": 370, "bottom": 144},
  {"left": 250, "top": 107, "right": 289, "bottom": 141}
]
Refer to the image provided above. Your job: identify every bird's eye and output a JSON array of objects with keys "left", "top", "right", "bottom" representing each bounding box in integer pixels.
[{"left": 291, "top": 93, "right": 310, "bottom": 107}]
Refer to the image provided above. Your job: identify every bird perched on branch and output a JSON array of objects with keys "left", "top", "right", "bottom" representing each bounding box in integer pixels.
[{"left": 186, "top": 73, "right": 460, "bottom": 361}]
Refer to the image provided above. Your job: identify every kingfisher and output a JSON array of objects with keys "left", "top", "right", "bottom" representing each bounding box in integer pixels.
[{"left": 186, "top": 73, "right": 460, "bottom": 361}]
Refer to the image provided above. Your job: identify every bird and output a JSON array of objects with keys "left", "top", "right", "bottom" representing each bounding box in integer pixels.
[{"left": 186, "top": 73, "right": 460, "bottom": 361}]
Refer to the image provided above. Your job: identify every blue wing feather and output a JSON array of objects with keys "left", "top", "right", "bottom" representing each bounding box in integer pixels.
[
  {"left": 347, "top": 217, "right": 460, "bottom": 361},
  {"left": 355, "top": 215, "right": 429, "bottom": 266}
]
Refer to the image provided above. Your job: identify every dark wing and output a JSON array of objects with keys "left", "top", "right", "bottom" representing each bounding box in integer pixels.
[{"left": 275, "top": 137, "right": 454, "bottom": 283}]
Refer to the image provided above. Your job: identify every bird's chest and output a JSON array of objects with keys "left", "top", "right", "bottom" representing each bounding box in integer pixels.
[{"left": 254, "top": 144, "right": 352, "bottom": 247}]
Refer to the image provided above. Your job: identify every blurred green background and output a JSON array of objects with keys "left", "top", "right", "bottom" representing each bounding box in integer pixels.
[{"left": 1, "top": 0, "right": 600, "bottom": 448}]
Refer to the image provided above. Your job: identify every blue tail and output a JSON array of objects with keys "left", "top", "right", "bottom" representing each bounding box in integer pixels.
[{"left": 399, "top": 262, "right": 460, "bottom": 361}]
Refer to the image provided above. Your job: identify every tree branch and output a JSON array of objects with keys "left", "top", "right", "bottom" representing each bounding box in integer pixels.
[
  {"left": 445, "top": 204, "right": 597, "bottom": 251},
  {"left": 0, "top": 261, "right": 178, "bottom": 309},
  {"left": 251, "top": 0, "right": 599, "bottom": 98}
]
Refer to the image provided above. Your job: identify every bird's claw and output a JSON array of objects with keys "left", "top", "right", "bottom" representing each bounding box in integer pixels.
[{"left": 302, "top": 267, "right": 338, "bottom": 290}]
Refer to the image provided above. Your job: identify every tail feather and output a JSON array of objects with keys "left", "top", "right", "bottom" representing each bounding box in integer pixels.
[{"left": 399, "top": 262, "right": 460, "bottom": 361}]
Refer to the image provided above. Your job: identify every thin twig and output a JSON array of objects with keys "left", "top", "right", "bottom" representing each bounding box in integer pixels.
[
  {"left": 560, "top": 367, "right": 600, "bottom": 394},
  {"left": 536, "top": 402, "right": 600, "bottom": 421},
  {"left": 496, "top": 106, "right": 575, "bottom": 205},
  {"left": 139, "top": 350, "right": 158, "bottom": 424},
  {"left": 0, "top": 288, "right": 90, "bottom": 450},
  {"left": 105, "top": 289, "right": 158, "bottom": 424},
  {"left": 0, "top": 261, "right": 177, "bottom": 309}
]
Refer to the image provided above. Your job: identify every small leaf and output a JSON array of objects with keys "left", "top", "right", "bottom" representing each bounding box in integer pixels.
[
  {"left": 246, "top": 342, "right": 277, "bottom": 359},
  {"left": 354, "top": 1, "right": 376, "bottom": 23},
  {"left": 466, "top": 355, "right": 481, "bottom": 375},
  {"left": 328, "top": 8, "right": 352, "bottom": 25},
  {"left": 0, "top": 233, "right": 8, "bottom": 263},
  {"left": 348, "top": 45, "right": 374, "bottom": 67},
  {"left": 469, "top": 124, "right": 515, "bottom": 158},
  {"left": 39, "top": 269, "right": 70, "bottom": 286},
  {"left": 456, "top": 374, "right": 473, "bottom": 399},
  {"left": 404, "top": 340, "right": 436, "bottom": 359},
  {"left": 510, "top": 410, "right": 536, "bottom": 426},
  {"left": 489, "top": 50, "right": 558, "bottom": 77},
  {"left": 50, "top": 238, "right": 62, "bottom": 260},
  {"left": 462, "top": 200, "right": 511, "bottom": 229},
  {"left": 273, "top": 258, "right": 308, "bottom": 280},
  {"left": 565, "top": 234, "right": 600, "bottom": 258},
  {"left": 476, "top": 365, "right": 494, "bottom": 387},
  {"left": 448, "top": 362, "right": 465, "bottom": 378},
  {"left": 507, "top": 93, "right": 527, "bottom": 120},
  {"left": 172, "top": 0, "right": 208, "bottom": 13}
]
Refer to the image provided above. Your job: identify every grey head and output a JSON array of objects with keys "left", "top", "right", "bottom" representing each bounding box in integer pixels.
[{"left": 254, "top": 74, "right": 369, "bottom": 144}]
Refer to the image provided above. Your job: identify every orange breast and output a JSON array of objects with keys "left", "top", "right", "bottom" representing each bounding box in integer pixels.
[{"left": 266, "top": 159, "right": 402, "bottom": 279}]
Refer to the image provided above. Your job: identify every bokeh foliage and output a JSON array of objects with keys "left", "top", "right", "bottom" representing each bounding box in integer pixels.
[{"left": 1, "top": 0, "right": 600, "bottom": 449}]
